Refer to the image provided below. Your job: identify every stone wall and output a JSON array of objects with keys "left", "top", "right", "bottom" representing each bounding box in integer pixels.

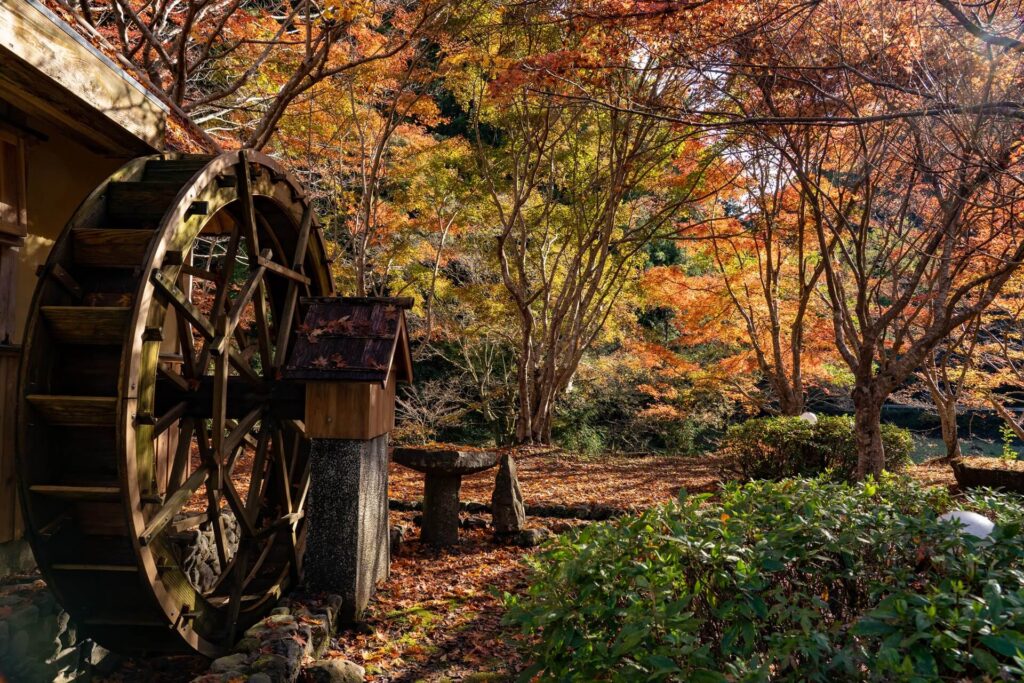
[{"left": 0, "top": 573, "right": 119, "bottom": 682}]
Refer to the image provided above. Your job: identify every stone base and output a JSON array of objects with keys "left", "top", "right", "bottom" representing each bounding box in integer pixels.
[
  {"left": 193, "top": 597, "right": 365, "bottom": 683},
  {"left": 0, "top": 539, "right": 35, "bottom": 576},
  {"left": 304, "top": 434, "right": 390, "bottom": 622}
]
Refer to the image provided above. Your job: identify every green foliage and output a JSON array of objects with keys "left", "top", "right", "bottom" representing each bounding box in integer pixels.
[
  {"left": 722, "top": 415, "right": 913, "bottom": 481},
  {"left": 553, "top": 359, "right": 733, "bottom": 455},
  {"left": 1001, "top": 422, "right": 1018, "bottom": 461},
  {"left": 505, "top": 477, "right": 1024, "bottom": 682}
]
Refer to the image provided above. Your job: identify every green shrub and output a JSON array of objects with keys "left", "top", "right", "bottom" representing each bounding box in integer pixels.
[
  {"left": 558, "top": 422, "right": 607, "bottom": 456},
  {"left": 504, "top": 477, "right": 1024, "bottom": 681},
  {"left": 722, "top": 415, "right": 912, "bottom": 481}
]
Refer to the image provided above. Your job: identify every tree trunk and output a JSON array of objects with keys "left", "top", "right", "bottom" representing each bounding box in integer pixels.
[
  {"left": 853, "top": 387, "right": 885, "bottom": 480},
  {"left": 935, "top": 398, "right": 961, "bottom": 460},
  {"left": 776, "top": 381, "right": 804, "bottom": 416}
]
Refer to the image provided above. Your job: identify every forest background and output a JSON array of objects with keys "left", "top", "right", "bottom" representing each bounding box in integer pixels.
[{"left": 47, "top": 0, "right": 1024, "bottom": 478}]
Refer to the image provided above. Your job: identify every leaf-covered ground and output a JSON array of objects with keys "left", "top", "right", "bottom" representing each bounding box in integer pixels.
[
  {"left": 92, "top": 452, "right": 958, "bottom": 681},
  {"left": 389, "top": 448, "right": 731, "bottom": 511},
  {"left": 329, "top": 518, "right": 533, "bottom": 682}
]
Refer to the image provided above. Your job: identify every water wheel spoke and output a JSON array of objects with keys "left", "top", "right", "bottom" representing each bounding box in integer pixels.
[
  {"left": 212, "top": 348, "right": 229, "bottom": 463},
  {"left": 159, "top": 363, "right": 190, "bottom": 392},
  {"left": 272, "top": 428, "right": 302, "bottom": 580},
  {"left": 210, "top": 251, "right": 269, "bottom": 358},
  {"left": 222, "top": 478, "right": 257, "bottom": 538},
  {"left": 205, "top": 484, "right": 230, "bottom": 571},
  {"left": 224, "top": 539, "right": 251, "bottom": 644},
  {"left": 153, "top": 400, "right": 189, "bottom": 438},
  {"left": 272, "top": 428, "right": 294, "bottom": 514},
  {"left": 179, "top": 263, "right": 219, "bottom": 281},
  {"left": 294, "top": 458, "right": 312, "bottom": 514},
  {"left": 153, "top": 270, "right": 215, "bottom": 340},
  {"left": 272, "top": 205, "right": 314, "bottom": 370},
  {"left": 140, "top": 463, "right": 211, "bottom": 545},
  {"left": 223, "top": 407, "right": 263, "bottom": 468},
  {"left": 241, "top": 535, "right": 275, "bottom": 588},
  {"left": 245, "top": 429, "right": 271, "bottom": 515},
  {"left": 167, "top": 418, "right": 196, "bottom": 492},
  {"left": 236, "top": 153, "right": 261, "bottom": 254},
  {"left": 252, "top": 280, "right": 273, "bottom": 374}
]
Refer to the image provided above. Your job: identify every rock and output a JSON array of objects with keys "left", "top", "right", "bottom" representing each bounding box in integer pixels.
[
  {"left": 303, "top": 658, "right": 366, "bottom": 683},
  {"left": 491, "top": 454, "right": 526, "bottom": 534},
  {"left": 461, "top": 515, "right": 489, "bottom": 530},
  {"left": 517, "top": 528, "right": 551, "bottom": 548},
  {"left": 306, "top": 614, "right": 332, "bottom": 658},
  {"left": 211, "top": 652, "right": 251, "bottom": 673},
  {"left": 9, "top": 629, "right": 29, "bottom": 659},
  {"left": 82, "top": 641, "right": 120, "bottom": 675},
  {"left": 9, "top": 603, "right": 39, "bottom": 629},
  {"left": 389, "top": 526, "right": 404, "bottom": 556},
  {"left": 465, "top": 501, "right": 489, "bottom": 514},
  {"left": 325, "top": 594, "right": 343, "bottom": 628},
  {"left": 249, "top": 653, "right": 291, "bottom": 682},
  {"left": 268, "top": 635, "right": 308, "bottom": 679},
  {"left": 247, "top": 674, "right": 273, "bottom": 683},
  {"left": 569, "top": 505, "right": 590, "bottom": 519},
  {"left": 234, "top": 636, "right": 261, "bottom": 653}
]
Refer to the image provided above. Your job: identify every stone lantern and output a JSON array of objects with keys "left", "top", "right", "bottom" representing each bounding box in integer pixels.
[{"left": 283, "top": 296, "right": 413, "bottom": 621}]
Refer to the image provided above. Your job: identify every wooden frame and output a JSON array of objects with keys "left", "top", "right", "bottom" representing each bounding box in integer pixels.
[{"left": 0, "top": 128, "right": 26, "bottom": 241}]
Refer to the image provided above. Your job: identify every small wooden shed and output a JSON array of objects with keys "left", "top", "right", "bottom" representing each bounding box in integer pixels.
[{"left": 283, "top": 296, "right": 414, "bottom": 440}]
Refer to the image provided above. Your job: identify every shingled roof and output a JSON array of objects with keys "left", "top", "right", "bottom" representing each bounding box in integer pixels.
[{"left": 283, "top": 297, "right": 414, "bottom": 384}]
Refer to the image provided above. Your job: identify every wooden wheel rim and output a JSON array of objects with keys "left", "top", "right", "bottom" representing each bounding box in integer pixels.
[{"left": 17, "top": 151, "right": 334, "bottom": 655}]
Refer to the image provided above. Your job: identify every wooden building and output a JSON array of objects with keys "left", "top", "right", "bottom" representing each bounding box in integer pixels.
[{"left": 0, "top": 0, "right": 177, "bottom": 555}]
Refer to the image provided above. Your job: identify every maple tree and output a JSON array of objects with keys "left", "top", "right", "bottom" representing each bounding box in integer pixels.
[
  {"left": 51, "top": 0, "right": 456, "bottom": 148},
  {"left": 554, "top": 0, "right": 1024, "bottom": 474}
]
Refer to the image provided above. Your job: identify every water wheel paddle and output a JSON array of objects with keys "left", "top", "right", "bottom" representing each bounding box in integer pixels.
[{"left": 17, "top": 151, "right": 334, "bottom": 655}]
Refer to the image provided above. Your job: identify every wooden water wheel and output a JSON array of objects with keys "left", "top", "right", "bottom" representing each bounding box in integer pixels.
[{"left": 16, "top": 151, "right": 334, "bottom": 655}]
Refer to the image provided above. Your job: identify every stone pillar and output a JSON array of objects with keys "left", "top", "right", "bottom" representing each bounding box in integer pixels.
[
  {"left": 491, "top": 454, "right": 526, "bottom": 535},
  {"left": 421, "top": 474, "right": 462, "bottom": 546},
  {"left": 304, "top": 434, "right": 389, "bottom": 622}
]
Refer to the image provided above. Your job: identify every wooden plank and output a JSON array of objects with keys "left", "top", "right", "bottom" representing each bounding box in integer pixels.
[
  {"left": 41, "top": 306, "right": 130, "bottom": 345},
  {"left": 51, "top": 563, "right": 138, "bottom": 572},
  {"left": 73, "top": 228, "right": 153, "bottom": 267},
  {"left": 29, "top": 484, "right": 120, "bottom": 499},
  {"left": 105, "top": 182, "right": 181, "bottom": 227},
  {"left": 0, "top": 244, "right": 16, "bottom": 343},
  {"left": 0, "top": 0, "right": 165, "bottom": 153},
  {"left": 0, "top": 346, "right": 18, "bottom": 542},
  {"left": 26, "top": 395, "right": 116, "bottom": 425}
]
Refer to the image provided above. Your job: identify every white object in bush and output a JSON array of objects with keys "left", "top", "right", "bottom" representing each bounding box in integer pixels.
[
  {"left": 799, "top": 412, "right": 818, "bottom": 424},
  {"left": 939, "top": 510, "right": 994, "bottom": 539}
]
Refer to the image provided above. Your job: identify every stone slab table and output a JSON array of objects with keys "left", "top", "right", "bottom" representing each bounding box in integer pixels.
[{"left": 392, "top": 447, "right": 499, "bottom": 546}]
